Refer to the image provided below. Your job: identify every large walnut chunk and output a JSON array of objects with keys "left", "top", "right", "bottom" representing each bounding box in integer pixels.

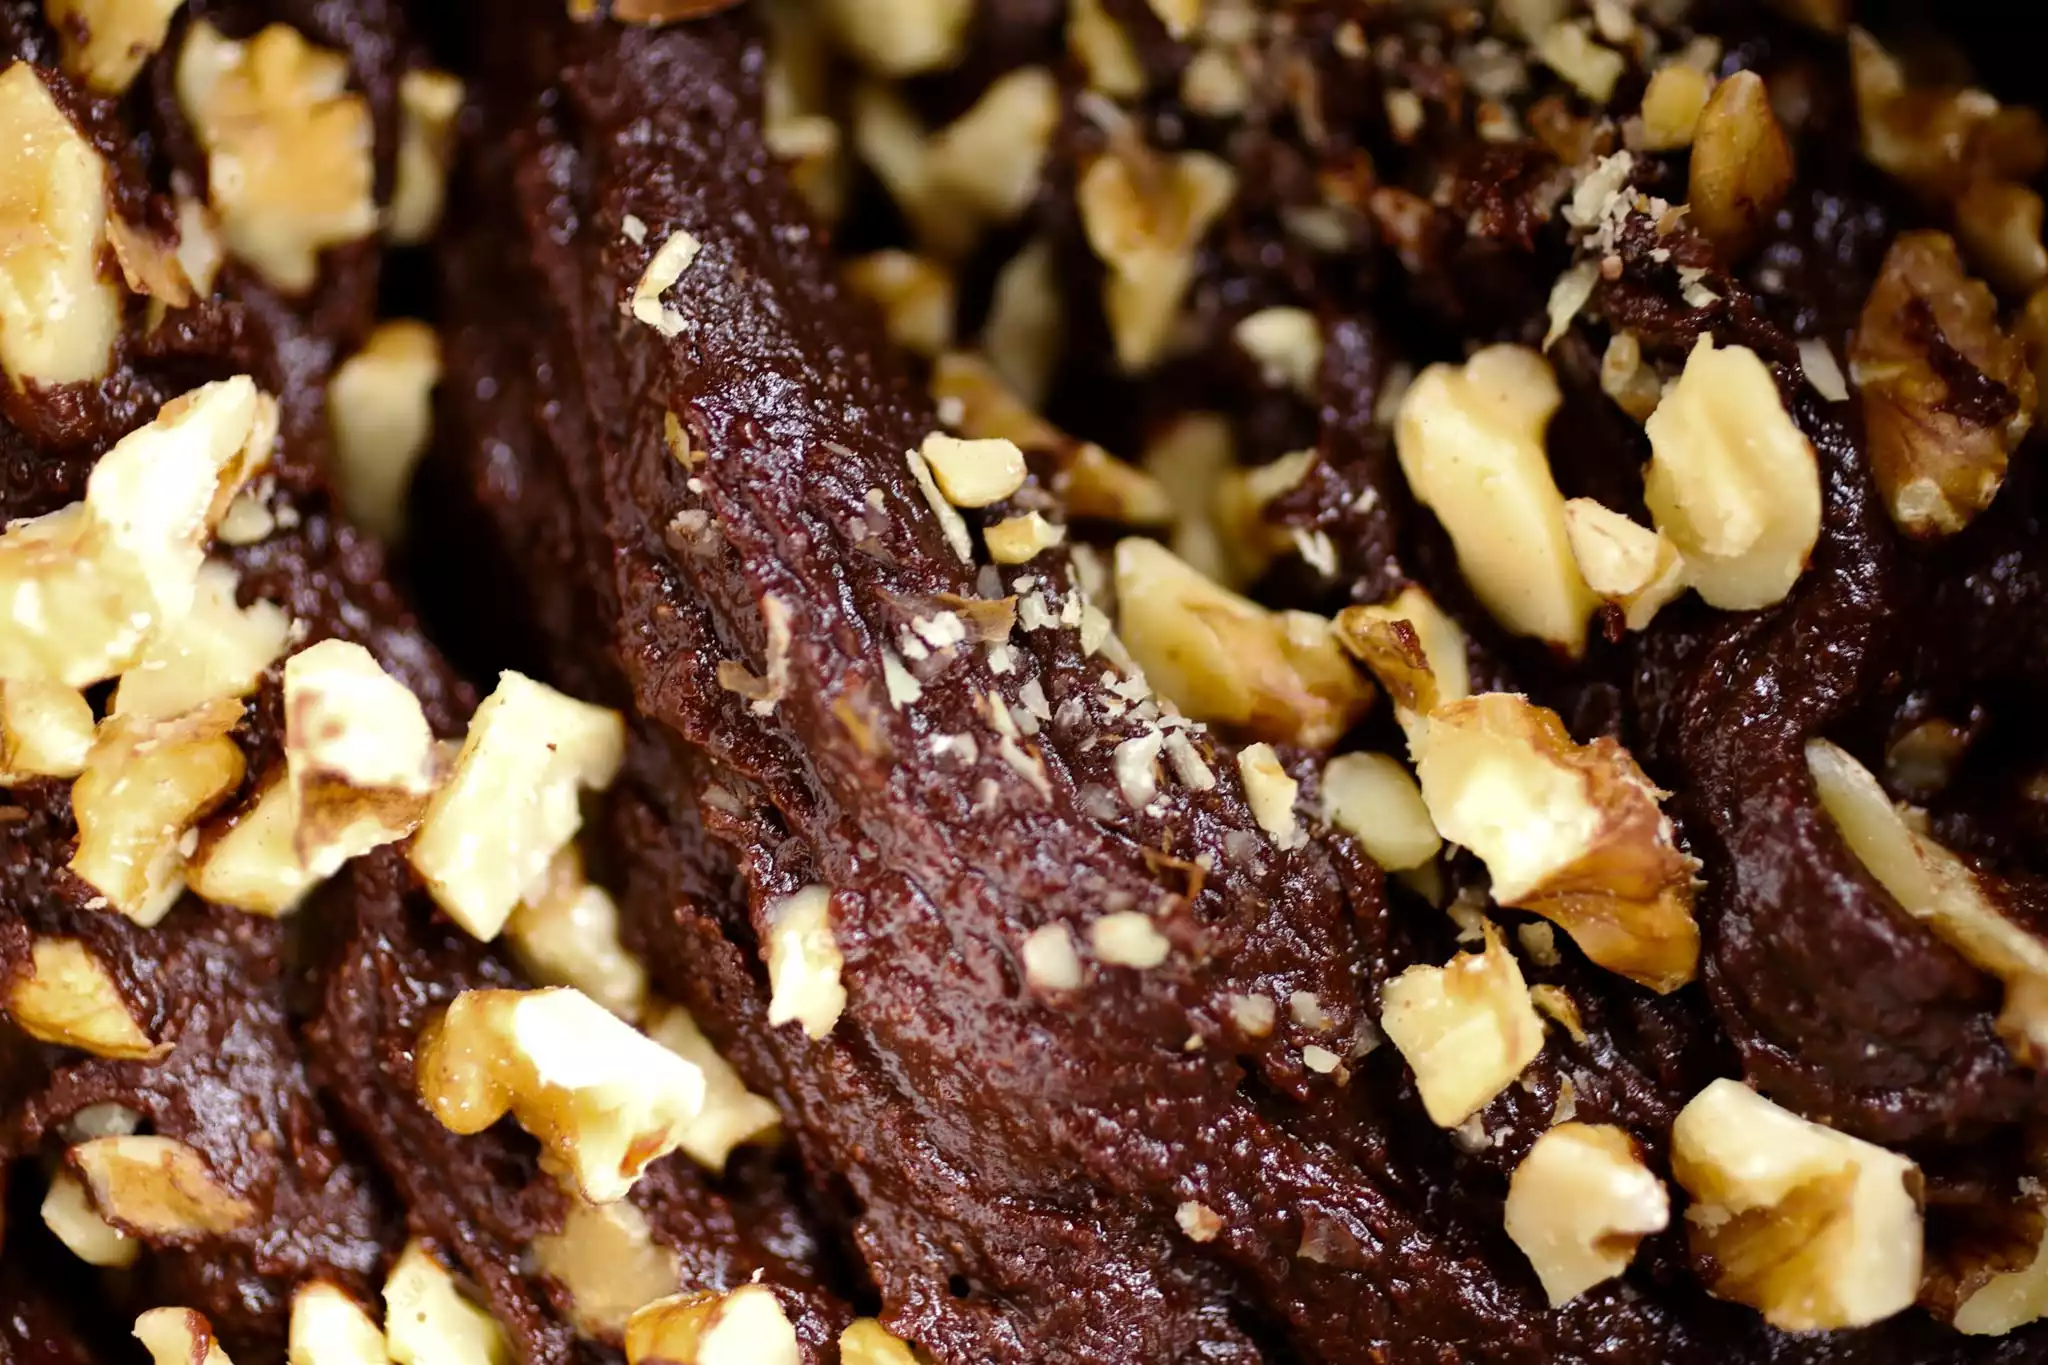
[
  {"left": 1320, "top": 751, "right": 1441, "bottom": 872},
  {"left": 135, "top": 1309, "right": 235, "bottom": 1365},
  {"left": 624, "top": 1286, "right": 801, "bottom": 1365},
  {"left": 1562, "top": 499, "right": 1688, "bottom": 631},
  {"left": 1505, "top": 1122, "right": 1670, "bottom": 1306},
  {"left": 531, "top": 1197, "right": 682, "bottom": 1342},
  {"left": 6, "top": 936, "right": 163, "bottom": 1059},
  {"left": 0, "top": 680, "right": 95, "bottom": 780},
  {"left": 329, "top": 320, "right": 444, "bottom": 540},
  {"left": 289, "top": 1282, "right": 389, "bottom": 1365},
  {"left": 46, "top": 0, "right": 186, "bottom": 94},
  {"left": 384, "top": 1240, "right": 511, "bottom": 1365},
  {"left": 1671, "top": 1078, "right": 1923, "bottom": 1332},
  {"left": 283, "top": 638, "right": 437, "bottom": 876},
  {"left": 42, "top": 1169, "right": 139, "bottom": 1267},
  {"left": 1076, "top": 145, "right": 1237, "bottom": 372},
  {"left": 644, "top": 1002, "right": 782, "bottom": 1173},
  {"left": 109, "top": 561, "right": 290, "bottom": 722},
  {"left": 1380, "top": 925, "right": 1545, "bottom": 1127},
  {"left": 764, "top": 884, "right": 848, "bottom": 1040},
  {"left": 1955, "top": 1226, "right": 2048, "bottom": 1336},
  {"left": 69, "top": 1134, "right": 257, "bottom": 1238}
]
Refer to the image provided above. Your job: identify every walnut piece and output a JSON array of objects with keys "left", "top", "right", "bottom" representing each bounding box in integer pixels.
[
  {"left": 506, "top": 846, "right": 649, "bottom": 1021},
  {"left": 1076, "top": 145, "right": 1238, "bottom": 372},
  {"left": 1849, "top": 29, "right": 2046, "bottom": 207},
  {"left": 1334, "top": 586, "right": 1471, "bottom": 749},
  {"left": 1234, "top": 307, "right": 1322, "bottom": 397},
  {"left": 984, "top": 512, "right": 1065, "bottom": 564},
  {"left": 135, "top": 1309, "right": 234, "bottom": 1365},
  {"left": 821, "top": 0, "right": 972, "bottom": 76},
  {"left": 624, "top": 1286, "right": 801, "bottom": 1365},
  {"left": 1238, "top": 743, "right": 1304, "bottom": 850},
  {"left": 1639, "top": 63, "right": 1711, "bottom": 151},
  {"left": 843, "top": 251, "right": 955, "bottom": 358},
  {"left": 1505, "top": 1122, "right": 1670, "bottom": 1306},
  {"left": 176, "top": 22, "right": 378, "bottom": 294},
  {"left": 46, "top": 0, "right": 187, "bottom": 93},
  {"left": 1068, "top": 0, "right": 1144, "bottom": 99},
  {"left": 644, "top": 1001, "right": 782, "bottom": 1172},
  {"left": 530, "top": 1197, "right": 682, "bottom": 1342},
  {"left": 289, "top": 1282, "right": 388, "bottom": 1365},
  {"left": 919, "top": 432, "right": 1027, "bottom": 508},
  {"left": 6, "top": 936, "right": 163, "bottom": 1059},
  {"left": 1671, "top": 1078, "right": 1923, "bottom": 1332},
  {"left": 283, "top": 638, "right": 438, "bottom": 876},
  {"left": 0, "top": 680, "right": 95, "bottom": 780},
  {"left": 389, "top": 69, "right": 463, "bottom": 245},
  {"left": 1644, "top": 335, "right": 1821, "bottom": 610},
  {"left": 925, "top": 67, "right": 1059, "bottom": 226},
  {"left": 384, "top": 1239, "right": 512, "bottom": 1365},
  {"left": 1412, "top": 693, "right": 1701, "bottom": 994},
  {"left": 69, "top": 1134, "right": 257, "bottom": 1237},
  {"left": 42, "top": 1168, "right": 139, "bottom": 1267},
  {"left": 765, "top": 884, "right": 847, "bottom": 1039},
  {"left": 840, "top": 1319, "right": 923, "bottom": 1365},
  {"left": 109, "top": 562, "right": 291, "bottom": 722},
  {"left": 1381, "top": 925, "right": 1544, "bottom": 1127},
  {"left": 1954, "top": 178, "right": 2048, "bottom": 297},
  {"left": 1688, "top": 71, "right": 1794, "bottom": 260},
  {"left": 1954, "top": 1226, "right": 2048, "bottom": 1336},
  {"left": 186, "top": 774, "right": 316, "bottom": 915},
  {"left": 1562, "top": 499, "right": 1688, "bottom": 631},
  {"left": 409, "top": 671, "right": 625, "bottom": 941},
  {"left": 329, "top": 320, "right": 444, "bottom": 540},
  {"left": 631, "top": 230, "right": 702, "bottom": 337},
  {"left": 1849, "top": 231, "right": 2036, "bottom": 539},
  {"left": 1320, "top": 751, "right": 1441, "bottom": 872}
]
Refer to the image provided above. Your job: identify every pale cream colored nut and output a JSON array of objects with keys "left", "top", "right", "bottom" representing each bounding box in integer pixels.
[
  {"left": 389, "top": 69, "right": 463, "bottom": 245},
  {"left": 1562, "top": 499, "right": 1689, "bottom": 632},
  {"left": 136, "top": 1309, "right": 234, "bottom": 1365},
  {"left": 1600, "top": 332, "right": 1663, "bottom": 423},
  {"left": 289, "top": 1282, "right": 388, "bottom": 1365},
  {"left": 384, "top": 1239, "right": 512, "bottom": 1365},
  {"left": 843, "top": 251, "right": 955, "bottom": 359},
  {"left": 1113, "top": 537, "right": 1373, "bottom": 750},
  {"left": 821, "top": 0, "right": 972, "bottom": 76},
  {"left": 1067, "top": 442, "right": 1176, "bottom": 526},
  {"left": 71, "top": 698, "right": 247, "bottom": 925},
  {"left": 1395, "top": 346, "right": 1598, "bottom": 654},
  {"left": 43, "top": 1167, "right": 139, "bottom": 1266},
  {"left": 626, "top": 1286, "right": 800, "bottom": 1365},
  {"left": 416, "top": 986, "right": 706, "bottom": 1203},
  {"left": 45, "top": 0, "right": 188, "bottom": 93},
  {"left": 1414, "top": 693, "right": 1700, "bottom": 993},
  {"left": 1021, "top": 923, "right": 1084, "bottom": 992},
  {"left": 1333, "top": 586, "right": 1471, "bottom": 749},
  {"left": 1807, "top": 739, "right": 2048, "bottom": 1062},
  {"left": 644, "top": 1001, "right": 782, "bottom": 1172},
  {"left": 284, "top": 638, "right": 437, "bottom": 875},
  {"left": 765, "top": 884, "right": 847, "bottom": 1039},
  {"left": 1671, "top": 1078, "right": 1923, "bottom": 1332},
  {"left": 762, "top": 2, "right": 847, "bottom": 225},
  {"left": 1850, "top": 231, "right": 2037, "bottom": 539},
  {"left": 1688, "top": 71, "right": 1795, "bottom": 260},
  {"left": 177, "top": 22, "right": 378, "bottom": 294},
  {"left": 530, "top": 1197, "right": 682, "bottom": 1342},
  {"left": 840, "top": 1318, "right": 923, "bottom": 1365},
  {"left": 1321, "top": 751, "right": 1441, "bottom": 872},
  {"left": 0, "top": 680, "right": 94, "bottom": 780},
  {"left": 1067, "top": 0, "right": 1144, "bottom": 99},
  {"left": 1847, "top": 29, "right": 2043, "bottom": 205},
  {"left": 984, "top": 512, "right": 1066, "bottom": 564},
  {"left": 330, "top": 320, "right": 444, "bottom": 541},
  {"left": 1237, "top": 743, "right": 1303, "bottom": 851},
  {"left": 506, "top": 846, "right": 649, "bottom": 1021},
  {"left": 983, "top": 237, "right": 1063, "bottom": 408},
  {"left": 631, "top": 230, "right": 702, "bottom": 337},
  {"left": 409, "top": 671, "right": 625, "bottom": 941},
  {"left": 175, "top": 192, "right": 227, "bottom": 299},
  {"left": 110, "top": 562, "right": 291, "bottom": 722},
  {"left": 7, "top": 937, "right": 163, "bottom": 1059},
  {"left": 1543, "top": 262, "right": 1597, "bottom": 353},
  {"left": 1092, "top": 911, "right": 1170, "bottom": 968},
  {"left": 1955, "top": 179, "right": 2048, "bottom": 297},
  {"left": 187, "top": 774, "right": 317, "bottom": 915},
  {"left": 903, "top": 443, "right": 973, "bottom": 563},
  {"left": 926, "top": 67, "right": 1060, "bottom": 224},
  {"left": 849, "top": 80, "right": 964, "bottom": 259},
  {"left": 1639, "top": 63, "right": 1712, "bottom": 151},
  {"left": 1644, "top": 335, "right": 1821, "bottom": 610},
  {"left": 1076, "top": 147, "right": 1238, "bottom": 372},
  {"left": 1235, "top": 308, "right": 1322, "bottom": 397},
  {"left": 0, "top": 63, "right": 122, "bottom": 386},
  {"left": 1144, "top": 0, "right": 1199, "bottom": 37},
  {"left": 1504, "top": 1122, "right": 1670, "bottom": 1306},
  {"left": 70, "top": 1134, "right": 258, "bottom": 1237},
  {"left": 1535, "top": 21, "right": 1625, "bottom": 105},
  {"left": 1954, "top": 1224, "right": 2048, "bottom": 1336},
  {"left": 1380, "top": 924, "right": 1545, "bottom": 1127},
  {"left": 1144, "top": 412, "right": 1241, "bottom": 586},
  {"left": 919, "top": 432, "right": 1028, "bottom": 508}
]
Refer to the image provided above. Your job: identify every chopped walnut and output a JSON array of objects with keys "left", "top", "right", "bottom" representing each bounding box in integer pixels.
[
  {"left": 186, "top": 774, "right": 315, "bottom": 915},
  {"left": 1688, "top": 71, "right": 1794, "bottom": 260},
  {"left": 821, "top": 0, "right": 972, "bottom": 77},
  {"left": 506, "top": 847, "right": 648, "bottom": 1021},
  {"left": 1238, "top": 743, "right": 1304, "bottom": 850},
  {"left": 1850, "top": 231, "right": 2036, "bottom": 539},
  {"left": 284, "top": 639, "right": 437, "bottom": 876},
  {"left": 1022, "top": 923, "right": 1084, "bottom": 992},
  {"left": 919, "top": 432, "right": 1027, "bottom": 508},
  {"left": 1321, "top": 751, "right": 1441, "bottom": 872},
  {"left": 765, "top": 885, "right": 847, "bottom": 1039},
  {"left": 384, "top": 1239, "right": 512, "bottom": 1365},
  {"left": 42, "top": 1169, "right": 138, "bottom": 1267},
  {"left": 985, "top": 512, "right": 1066, "bottom": 564},
  {"left": 1380, "top": 924, "right": 1546, "bottom": 1128},
  {"left": 69, "top": 1134, "right": 257, "bottom": 1237},
  {"left": 1235, "top": 308, "right": 1322, "bottom": 397},
  {"left": 1076, "top": 146, "right": 1238, "bottom": 372},
  {"left": 1600, "top": 332, "right": 1663, "bottom": 422},
  {"left": 1671, "top": 1078, "right": 1923, "bottom": 1332},
  {"left": 1644, "top": 335, "right": 1821, "bottom": 610},
  {"left": 624, "top": 1286, "right": 801, "bottom": 1365},
  {"left": 1394, "top": 346, "right": 1597, "bottom": 654},
  {"left": 289, "top": 1283, "right": 388, "bottom": 1365},
  {"left": 1504, "top": 1123, "right": 1670, "bottom": 1306},
  {"left": 984, "top": 238, "right": 1063, "bottom": 407},
  {"left": 1848, "top": 29, "right": 2046, "bottom": 207},
  {"left": 1954, "top": 1225, "right": 2048, "bottom": 1336},
  {"left": 631, "top": 229, "right": 702, "bottom": 337},
  {"left": 176, "top": 22, "right": 377, "bottom": 294},
  {"left": 530, "top": 1197, "right": 683, "bottom": 1341},
  {"left": 6, "top": 936, "right": 162, "bottom": 1059},
  {"left": 1, "top": 680, "right": 94, "bottom": 780},
  {"left": 644, "top": 1002, "right": 782, "bottom": 1171},
  {"left": 840, "top": 1319, "right": 924, "bottom": 1365},
  {"left": 1954, "top": 179, "right": 2048, "bottom": 297},
  {"left": 1562, "top": 499, "right": 1689, "bottom": 631},
  {"left": 109, "top": 562, "right": 291, "bottom": 722},
  {"left": 1333, "top": 586, "right": 1471, "bottom": 748},
  {"left": 1068, "top": 0, "right": 1144, "bottom": 99},
  {"left": 1639, "top": 62, "right": 1712, "bottom": 151},
  {"left": 45, "top": 0, "right": 186, "bottom": 93},
  {"left": 1092, "top": 911, "right": 1171, "bottom": 968},
  {"left": 1535, "top": 21, "right": 1625, "bottom": 104},
  {"left": 329, "top": 320, "right": 444, "bottom": 541},
  {"left": 135, "top": 1310, "right": 234, "bottom": 1365},
  {"left": 762, "top": 1, "right": 847, "bottom": 223},
  {"left": 389, "top": 69, "right": 464, "bottom": 245},
  {"left": 925, "top": 67, "right": 1060, "bottom": 225},
  {"left": 844, "top": 251, "right": 955, "bottom": 358}
]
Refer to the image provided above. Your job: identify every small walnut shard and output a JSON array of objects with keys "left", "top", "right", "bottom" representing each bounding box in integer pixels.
[
  {"left": 416, "top": 986, "right": 707, "bottom": 1203},
  {"left": 507, "top": 846, "right": 649, "bottom": 1021},
  {"left": 1562, "top": 499, "right": 1688, "bottom": 631},
  {"left": 1320, "top": 751, "right": 1441, "bottom": 872},
  {"left": 284, "top": 638, "right": 438, "bottom": 875},
  {"left": 0, "top": 680, "right": 95, "bottom": 780},
  {"left": 1644, "top": 335, "right": 1821, "bottom": 610},
  {"left": 1688, "top": 71, "right": 1794, "bottom": 260},
  {"left": 1671, "top": 1078, "right": 1923, "bottom": 1332},
  {"left": 624, "top": 1286, "right": 801, "bottom": 1365},
  {"left": 1394, "top": 346, "right": 1597, "bottom": 654},
  {"left": 920, "top": 432, "right": 1027, "bottom": 508},
  {"left": 1334, "top": 586, "right": 1471, "bottom": 748},
  {"left": 186, "top": 775, "right": 314, "bottom": 914},
  {"left": 1850, "top": 231, "right": 2036, "bottom": 539},
  {"left": 330, "top": 320, "right": 445, "bottom": 541},
  {"left": 1076, "top": 145, "right": 1238, "bottom": 372},
  {"left": 384, "top": 1240, "right": 512, "bottom": 1365},
  {"left": 289, "top": 1282, "right": 388, "bottom": 1365},
  {"left": 1068, "top": 0, "right": 1144, "bottom": 99},
  {"left": 389, "top": 69, "right": 464, "bottom": 244},
  {"left": 1092, "top": 911, "right": 1170, "bottom": 968},
  {"left": 176, "top": 22, "right": 378, "bottom": 294},
  {"left": 1237, "top": 743, "right": 1304, "bottom": 850},
  {"left": 70, "top": 1134, "right": 258, "bottom": 1237},
  {"left": 1639, "top": 62, "right": 1712, "bottom": 151},
  {"left": 644, "top": 1001, "right": 783, "bottom": 1171},
  {"left": 135, "top": 1309, "right": 234, "bottom": 1365},
  {"left": 1504, "top": 1123, "right": 1670, "bottom": 1306},
  {"left": 109, "top": 562, "right": 291, "bottom": 722},
  {"left": 1413, "top": 694, "right": 1700, "bottom": 993},
  {"left": 42, "top": 1169, "right": 138, "bottom": 1267},
  {"left": 46, "top": 0, "right": 188, "bottom": 93},
  {"left": 1380, "top": 925, "right": 1545, "bottom": 1127},
  {"left": 1806, "top": 739, "right": 2048, "bottom": 1062},
  {"left": 925, "top": 67, "right": 1059, "bottom": 224},
  {"left": 0, "top": 62, "right": 122, "bottom": 386},
  {"left": 844, "top": 251, "right": 955, "bottom": 358},
  {"left": 1022, "top": 923, "right": 1084, "bottom": 992},
  {"left": 765, "top": 884, "right": 847, "bottom": 1039},
  {"left": 530, "top": 1197, "right": 683, "bottom": 1341},
  {"left": 840, "top": 1319, "right": 923, "bottom": 1365},
  {"left": 1113, "top": 537, "right": 1373, "bottom": 749},
  {"left": 1235, "top": 308, "right": 1323, "bottom": 397},
  {"left": 1535, "top": 20, "right": 1625, "bottom": 104},
  {"left": 6, "top": 937, "right": 163, "bottom": 1059},
  {"left": 1954, "top": 1226, "right": 2048, "bottom": 1336},
  {"left": 632, "top": 229, "right": 703, "bottom": 336},
  {"left": 409, "top": 671, "right": 625, "bottom": 941},
  {"left": 821, "top": 0, "right": 972, "bottom": 77},
  {"left": 985, "top": 511, "right": 1065, "bottom": 564}
]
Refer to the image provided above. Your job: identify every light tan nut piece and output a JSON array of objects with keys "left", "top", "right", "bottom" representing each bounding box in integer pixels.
[
  {"left": 45, "top": 0, "right": 187, "bottom": 93},
  {"left": 984, "top": 237, "right": 1063, "bottom": 407},
  {"left": 1144, "top": 0, "right": 1199, "bottom": 37},
  {"left": 1413, "top": 693, "right": 1700, "bottom": 993},
  {"left": 136, "top": 1309, "right": 234, "bottom": 1365},
  {"left": 284, "top": 639, "right": 437, "bottom": 875},
  {"left": 329, "top": 320, "right": 444, "bottom": 540},
  {"left": 71, "top": 698, "right": 247, "bottom": 925},
  {"left": 919, "top": 432, "right": 1027, "bottom": 508},
  {"left": 506, "top": 847, "right": 648, "bottom": 1021},
  {"left": 1092, "top": 911, "right": 1170, "bottom": 968},
  {"left": 1535, "top": 21, "right": 1625, "bottom": 105},
  {"left": 1321, "top": 751, "right": 1441, "bottom": 872},
  {"left": 7, "top": 937, "right": 163, "bottom": 1059},
  {"left": 1, "top": 680, "right": 95, "bottom": 780},
  {"left": 530, "top": 1197, "right": 682, "bottom": 1342},
  {"left": 70, "top": 1134, "right": 257, "bottom": 1237},
  {"left": 1504, "top": 1122, "right": 1670, "bottom": 1306},
  {"left": 644, "top": 1001, "right": 782, "bottom": 1171},
  {"left": 984, "top": 512, "right": 1065, "bottom": 565},
  {"left": 389, "top": 69, "right": 463, "bottom": 245},
  {"left": 1237, "top": 743, "right": 1304, "bottom": 850},
  {"left": 1639, "top": 63, "right": 1712, "bottom": 151},
  {"left": 177, "top": 22, "right": 377, "bottom": 294},
  {"left": 821, "top": 0, "right": 972, "bottom": 77},
  {"left": 926, "top": 67, "right": 1059, "bottom": 224},
  {"left": 844, "top": 251, "right": 955, "bottom": 359},
  {"left": 631, "top": 230, "right": 702, "bottom": 337},
  {"left": 111, "top": 561, "right": 290, "bottom": 722},
  {"left": 1113, "top": 537, "right": 1372, "bottom": 749},
  {"left": 1848, "top": 29, "right": 2044, "bottom": 205},
  {"left": 416, "top": 986, "right": 706, "bottom": 1203},
  {"left": 1954, "top": 179, "right": 2048, "bottom": 297},
  {"left": 1850, "top": 231, "right": 2036, "bottom": 539},
  {"left": 0, "top": 62, "right": 122, "bottom": 386},
  {"left": 1954, "top": 1225, "right": 2048, "bottom": 1336},
  {"left": 384, "top": 1239, "right": 511, "bottom": 1365},
  {"left": 1562, "top": 499, "right": 1689, "bottom": 631},
  {"left": 1807, "top": 739, "right": 2048, "bottom": 1062},
  {"left": 1068, "top": 0, "right": 1144, "bottom": 99},
  {"left": 43, "top": 1167, "right": 139, "bottom": 1266},
  {"left": 289, "top": 1282, "right": 388, "bottom": 1365},
  {"left": 765, "top": 884, "right": 847, "bottom": 1039},
  {"left": 1380, "top": 924, "right": 1545, "bottom": 1127},
  {"left": 1235, "top": 308, "right": 1322, "bottom": 397},
  {"left": 1600, "top": 332, "right": 1664, "bottom": 422},
  {"left": 1022, "top": 923, "right": 1084, "bottom": 993},
  {"left": 1644, "top": 335, "right": 1821, "bottom": 610},
  {"left": 1688, "top": 71, "right": 1795, "bottom": 260},
  {"left": 187, "top": 774, "right": 316, "bottom": 915},
  {"left": 904, "top": 443, "right": 974, "bottom": 563},
  {"left": 1672, "top": 1078, "right": 1923, "bottom": 1331},
  {"left": 624, "top": 1286, "right": 801, "bottom": 1365},
  {"left": 840, "top": 1319, "right": 923, "bottom": 1365},
  {"left": 1395, "top": 346, "right": 1598, "bottom": 654},
  {"left": 1334, "top": 586, "right": 1471, "bottom": 749},
  {"left": 409, "top": 671, "right": 625, "bottom": 941},
  {"left": 1144, "top": 412, "right": 1240, "bottom": 586},
  {"left": 762, "top": 1, "right": 847, "bottom": 224},
  {"left": 1077, "top": 147, "right": 1237, "bottom": 372}
]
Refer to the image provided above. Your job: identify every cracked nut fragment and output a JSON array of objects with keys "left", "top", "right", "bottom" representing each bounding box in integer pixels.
[
  {"left": 1334, "top": 586, "right": 1471, "bottom": 749},
  {"left": 644, "top": 1002, "right": 782, "bottom": 1172},
  {"left": 1688, "top": 71, "right": 1795, "bottom": 260},
  {"left": 1954, "top": 1225, "right": 2048, "bottom": 1336},
  {"left": 920, "top": 432, "right": 1027, "bottom": 508},
  {"left": 416, "top": 986, "right": 706, "bottom": 1203},
  {"left": 46, "top": 0, "right": 187, "bottom": 93},
  {"left": 409, "top": 672, "right": 625, "bottom": 941},
  {"left": 6, "top": 937, "right": 162, "bottom": 1059},
  {"left": 1848, "top": 29, "right": 2046, "bottom": 207},
  {"left": 1850, "top": 231, "right": 2036, "bottom": 539},
  {"left": 290, "top": 1282, "right": 388, "bottom": 1365},
  {"left": 284, "top": 638, "right": 437, "bottom": 876},
  {"left": 506, "top": 846, "right": 648, "bottom": 1021},
  {"left": 1395, "top": 346, "right": 1597, "bottom": 654},
  {"left": 765, "top": 884, "right": 847, "bottom": 1040},
  {"left": 330, "top": 320, "right": 444, "bottom": 541},
  {"left": 1235, "top": 307, "right": 1322, "bottom": 397},
  {"left": 624, "top": 1286, "right": 801, "bottom": 1365},
  {"left": 43, "top": 1168, "right": 139, "bottom": 1267},
  {"left": 1380, "top": 925, "right": 1545, "bottom": 1127},
  {"left": 1113, "top": 537, "right": 1372, "bottom": 749},
  {"left": 1672, "top": 1078, "right": 1923, "bottom": 1332},
  {"left": 531, "top": 1197, "right": 683, "bottom": 1342},
  {"left": 844, "top": 251, "right": 955, "bottom": 358},
  {"left": 925, "top": 67, "right": 1059, "bottom": 225},
  {"left": 390, "top": 69, "right": 464, "bottom": 245},
  {"left": 1639, "top": 63, "right": 1712, "bottom": 151},
  {"left": 1644, "top": 335, "right": 1821, "bottom": 610},
  {"left": 0, "top": 680, "right": 94, "bottom": 780},
  {"left": 1562, "top": 499, "right": 1688, "bottom": 631},
  {"left": 1412, "top": 693, "right": 1700, "bottom": 994},
  {"left": 186, "top": 774, "right": 313, "bottom": 915},
  {"left": 1505, "top": 1122, "right": 1670, "bottom": 1306},
  {"left": 69, "top": 1134, "right": 257, "bottom": 1239},
  {"left": 1076, "top": 145, "right": 1237, "bottom": 372},
  {"left": 136, "top": 1309, "right": 234, "bottom": 1365},
  {"left": 384, "top": 1239, "right": 511, "bottom": 1365},
  {"left": 1320, "top": 751, "right": 1441, "bottom": 872},
  {"left": 109, "top": 562, "right": 291, "bottom": 722},
  {"left": 822, "top": 0, "right": 972, "bottom": 76},
  {"left": 840, "top": 1319, "right": 923, "bottom": 1365}
]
